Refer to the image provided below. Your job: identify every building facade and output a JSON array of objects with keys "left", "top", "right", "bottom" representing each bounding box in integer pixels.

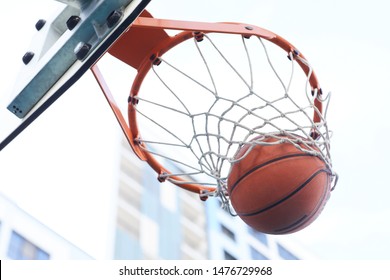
[
  {"left": 112, "top": 139, "right": 314, "bottom": 260},
  {"left": 0, "top": 132, "right": 314, "bottom": 261},
  {"left": 0, "top": 134, "right": 314, "bottom": 260},
  {"left": 0, "top": 193, "right": 92, "bottom": 260}
]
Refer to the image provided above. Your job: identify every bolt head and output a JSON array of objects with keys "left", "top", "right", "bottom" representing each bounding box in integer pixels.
[
  {"left": 74, "top": 42, "right": 91, "bottom": 60},
  {"left": 35, "top": 19, "right": 46, "bottom": 31},
  {"left": 194, "top": 31, "right": 204, "bottom": 42},
  {"left": 66, "top": 15, "right": 81, "bottom": 31},
  {"left": 22, "top": 52, "right": 34, "bottom": 65},
  {"left": 107, "top": 10, "right": 123, "bottom": 28}
]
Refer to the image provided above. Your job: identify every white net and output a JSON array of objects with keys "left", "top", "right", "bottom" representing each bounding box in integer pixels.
[{"left": 130, "top": 32, "right": 336, "bottom": 202}]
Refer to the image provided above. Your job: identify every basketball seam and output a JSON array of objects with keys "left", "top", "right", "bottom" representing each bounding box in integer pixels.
[
  {"left": 274, "top": 215, "right": 308, "bottom": 234},
  {"left": 273, "top": 171, "right": 330, "bottom": 234},
  {"left": 229, "top": 153, "right": 320, "bottom": 194},
  {"left": 236, "top": 168, "right": 331, "bottom": 217}
]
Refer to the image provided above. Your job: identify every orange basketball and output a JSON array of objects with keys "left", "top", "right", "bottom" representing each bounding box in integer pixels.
[{"left": 227, "top": 135, "right": 332, "bottom": 234}]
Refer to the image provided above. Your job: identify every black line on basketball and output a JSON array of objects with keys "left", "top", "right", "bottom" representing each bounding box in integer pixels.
[
  {"left": 237, "top": 168, "right": 331, "bottom": 217},
  {"left": 229, "top": 153, "right": 319, "bottom": 194}
]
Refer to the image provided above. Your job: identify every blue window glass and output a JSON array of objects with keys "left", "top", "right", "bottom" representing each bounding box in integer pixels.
[
  {"left": 221, "top": 224, "right": 235, "bottom": 241},
  {"left": 277, "top": 243, "right": 299, "bottom": 260},
  {"left": 224, "top": 250, "right": 237, "bottom": 260},
  {"left": 250, "top": 247, "right": 268, "bottom": 260},
  {"left": 248, "top": 227, "right": 268, "bottom": 246},
  {"left": 7, "top": 231, "right": 50, "bottom": 260}
]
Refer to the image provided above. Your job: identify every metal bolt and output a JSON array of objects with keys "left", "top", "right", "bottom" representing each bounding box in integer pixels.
[
  {"left": 107, "top": 10, "right": 123, "bottom": 28},
  {"left": 74, "top": 42, "right": 91, "bottom": 60},
  {"left": 149, "top": 54, "right": 162, "bottom": 66},
  {"left": 199, "top": 190, "right": 209, "bottom": 201},
  {"left": 12, "top": 105, "right": 22, "bottom": 114},
  {"left": 194, "top": 31, "right": 204, "bottom": 42},
  {"left": 153, "top": 58, "right": 162, "bottom": 66},
  {"left": 128, "top": 96, "right": 139, "bottom": 105},
  {"left": 150, "top": 54, "right": 157, "bottom": 61},
  {"left": 66, "top": 15, "right": 81, "bottom": 31},
  {"left": 157, "top": 172, "right": 168, "bottom": 183},
  {"left": 35, "top": 19, "right": 46, "bottom": 31},
  {"left": 22, "top": 52, "right": 34, "bottom": 65},
  {"left": 244, "top": 26, "right": 254, "bottom": 39}
]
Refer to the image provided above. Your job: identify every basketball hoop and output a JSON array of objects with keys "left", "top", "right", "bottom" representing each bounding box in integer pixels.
[{"left": 92, "top": 15, "right": 337, "bottom": 209}]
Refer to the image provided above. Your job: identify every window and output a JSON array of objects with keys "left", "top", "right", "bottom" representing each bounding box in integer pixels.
[
  {"left": 277, "top": 244, "right": 298, "bottom": 260},
  {"left": 250, "top": 246, "right": 268, "bottom": 260},
  {"left": 7, "top": 231, "right": 50, "bottom": 260},
  {"left": 248, "top": 227, "right": 268, "bottom": 246},
  {"left": 221, "top": 224, "right": 235, "bottom": 241},
  {"left": 224, "top": 250, "right": 236, "bottom": 260}
]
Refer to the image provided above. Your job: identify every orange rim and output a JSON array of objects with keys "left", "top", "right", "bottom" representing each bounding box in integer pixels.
[{"left": 107, "top": 17, "right": 323, "bottom": 195}]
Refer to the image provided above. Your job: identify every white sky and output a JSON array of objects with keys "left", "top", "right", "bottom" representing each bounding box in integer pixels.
[{"left": 1, "top": 0, "right": 390, "bottom": 259}]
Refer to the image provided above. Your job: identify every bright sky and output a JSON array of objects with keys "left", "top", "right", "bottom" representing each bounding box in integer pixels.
[{"left": 1, "top": 0, "right": 390, "bottom": 260}]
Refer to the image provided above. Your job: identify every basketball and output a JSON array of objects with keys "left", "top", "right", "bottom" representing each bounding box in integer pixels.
[{"left": 227, "top": 135, "right": 332, "bottom": 234}]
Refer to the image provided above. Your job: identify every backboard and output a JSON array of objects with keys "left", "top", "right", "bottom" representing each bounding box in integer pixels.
[{"left": 0, "top": 0, "right": 150, "bottom": 150}]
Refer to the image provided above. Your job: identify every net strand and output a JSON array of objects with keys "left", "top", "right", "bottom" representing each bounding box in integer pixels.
[{"left": 132, "top": 33, "right": 336, "bottom": 207}]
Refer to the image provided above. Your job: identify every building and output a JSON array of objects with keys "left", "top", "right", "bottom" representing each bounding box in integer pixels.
[
  {"left": 0, "top": 193, "right": 93, "bottom": 260},
  {"left": 111, "top": 138, "right": 314, "bottom": 260},
  {"left": 0, "top": 136, "right": 314, "bottom": 260}
]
